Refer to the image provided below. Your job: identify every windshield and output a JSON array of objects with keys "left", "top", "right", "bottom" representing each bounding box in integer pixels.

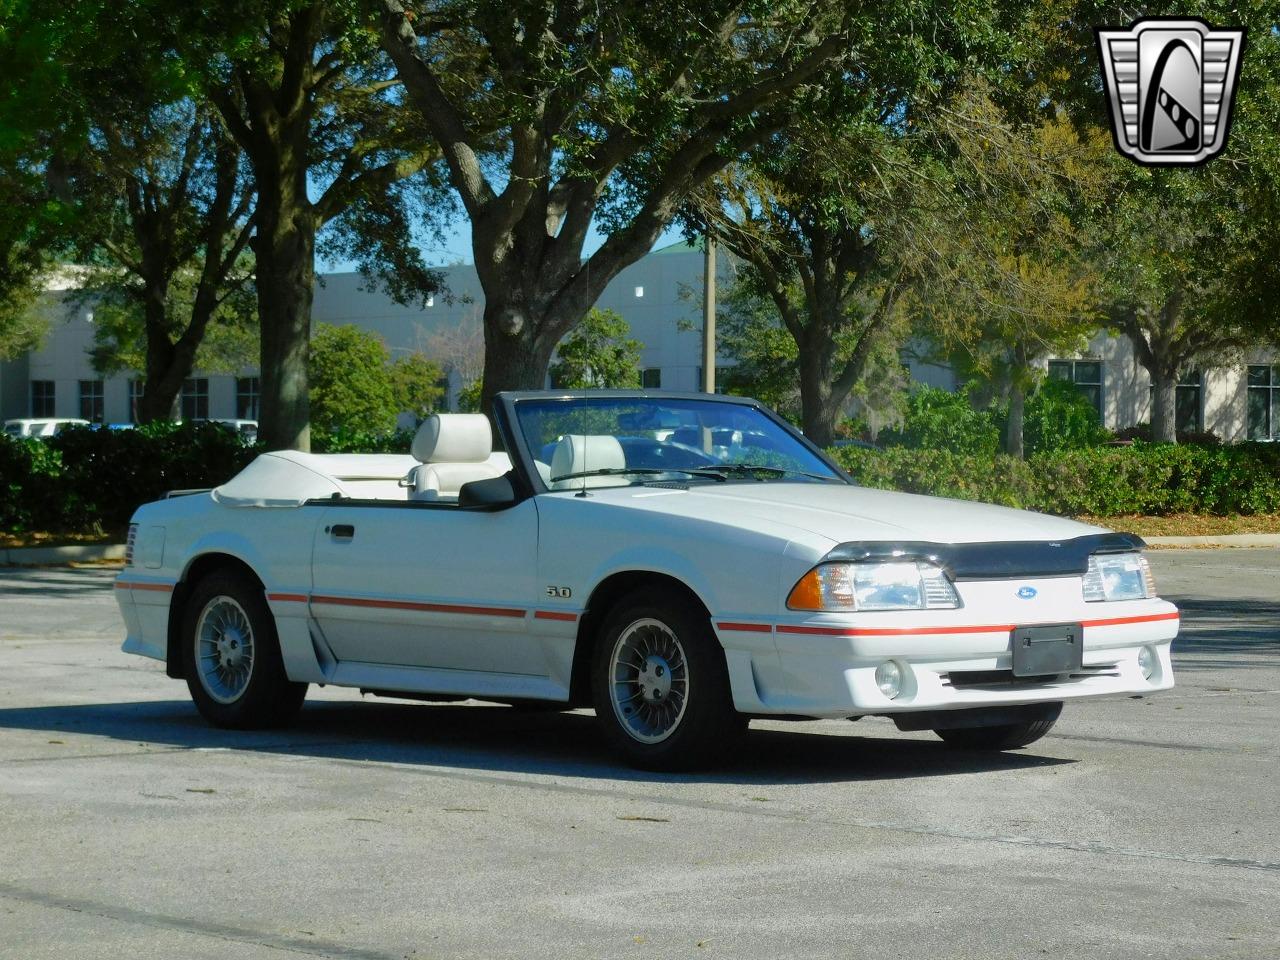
[{"left": 512, "top": 395, "right": 844, "bottom": 489}]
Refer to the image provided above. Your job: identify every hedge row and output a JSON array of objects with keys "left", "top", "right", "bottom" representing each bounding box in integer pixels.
[
  {"left": 828, "top": 443, "right": 1280, "bottom": 517},
  {"left": 0, "top": 423, "right": 257, "bottom": 533},
  {"left": 4, "top": 427, "right": 1280, "bottom": 536}
]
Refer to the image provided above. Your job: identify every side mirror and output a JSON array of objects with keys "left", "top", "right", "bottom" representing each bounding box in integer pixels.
[{"left": 458, "top": 472, "right": 519, "bottom": 510}]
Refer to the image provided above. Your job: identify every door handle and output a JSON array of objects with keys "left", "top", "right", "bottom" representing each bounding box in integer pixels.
[{"left": 329, "top": 523, "right": 355, "bottom": 540}]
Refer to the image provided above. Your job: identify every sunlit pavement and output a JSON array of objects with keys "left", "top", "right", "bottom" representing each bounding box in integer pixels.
[{"left": 0, "top": 551, "right": 1277, "bottom": 959}]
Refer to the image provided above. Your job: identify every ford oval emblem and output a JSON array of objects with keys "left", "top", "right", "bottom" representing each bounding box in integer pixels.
[{"left": 1017, "top": 586, "right": 1038, "bottom": 600}]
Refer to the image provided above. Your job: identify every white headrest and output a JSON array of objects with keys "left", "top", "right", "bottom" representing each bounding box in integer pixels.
[
  {"left": 550, "top": 434, "right": 626, "bottom": 484},
  {"left": 411, "top": 414, "right": 492, "bottom": 464}
]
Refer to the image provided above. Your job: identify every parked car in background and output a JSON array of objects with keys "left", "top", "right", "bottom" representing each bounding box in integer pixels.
[
  {"left": 3, "top": 418, "right": 91, "bottom": 439},
  {"left": 199, "top": 419, "right": 258, "bottom": 443},
  {"left": 115, "top": 391, "right": 1178, "bottom": 770}
]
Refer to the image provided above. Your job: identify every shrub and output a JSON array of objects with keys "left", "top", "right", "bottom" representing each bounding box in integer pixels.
[
  {"left": 829, "top": 442, "right": 1280, "bottom": 518},
  {"left": 311, "top": 426, "right": 415, "bottom": 454},
  {"left": 1023, "top": 379, "right": 1111, "bottom": 454},
  {"left": 0, "top": 423, "right": 256, "bottom": 534},
  {"left": 876, "top": 385, "right": 1000, "bottom": 456}
]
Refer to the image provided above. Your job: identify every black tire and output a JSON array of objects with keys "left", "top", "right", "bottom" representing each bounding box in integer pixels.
[
  {"left": 934, "top": 703, "right": 1062, "bottom": 750},
  {"left": 590, "top": 587, "right": 745, "bottom": 771},
  {"left": 182, "top": 569, "right": 307, "bottom": 729}
]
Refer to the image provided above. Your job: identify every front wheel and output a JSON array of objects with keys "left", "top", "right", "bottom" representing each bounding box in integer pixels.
[
  {"left": 591, "top": 589, "right": 745, "bottom": 771},
  {"left": 183, "top": 570, "right": 307, "bottom": 729},
  {"left": 934, "top": 702, "right": 1062, "bottom": 750}
]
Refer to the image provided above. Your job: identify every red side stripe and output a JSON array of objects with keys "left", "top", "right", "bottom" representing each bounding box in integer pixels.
[
  {"left": 309, "top": 594, "right": 525, "bottom": 618},
  {"left": 717, "top": 621, "right": 773, "bottom": 633},
  {"left": 115, "top": 581, "right": 174, "bottom": 593},
  {"left": 534, "top": 610, "right": 579, "bottom": 622},
  {"left": 1081, "top": 611, "right": 1180, "bottom": 628},
  {"left": 266, "top": 593, "right": 308, "bottom": 603}
]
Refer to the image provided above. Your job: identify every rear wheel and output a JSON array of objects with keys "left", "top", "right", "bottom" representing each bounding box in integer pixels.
[
  {"left": 183, "top": 570, "right": 307, "bottom": 729},
  {"left": 934, "top": 703, "right": 1062, "bottom": 750},
  {"left": 591, "top": 588, "right": 745, "bottom": 771}
]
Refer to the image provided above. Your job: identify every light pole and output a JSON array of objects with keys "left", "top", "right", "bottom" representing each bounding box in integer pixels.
[{"left": 701, "top": 234, "right": 716, "bottom": 393}]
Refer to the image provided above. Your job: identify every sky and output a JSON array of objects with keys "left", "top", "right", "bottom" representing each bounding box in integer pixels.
[{"left": 320, "top": 217, "right": 690, "bottom": 274}]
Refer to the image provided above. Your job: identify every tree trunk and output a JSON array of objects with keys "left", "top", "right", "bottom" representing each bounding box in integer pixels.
[
  {"left": 797, "top": 344, "right": 838, "bottom": 448},
  {"left": 478, "top": 297, "right": 557, "bottom": 416},
  {"left": 1151, "top": 371, "right": 1177, "bottom": 443},
  {"left": 137, "top": 282, "right": 181, "bottom": 423},
  {"left": 252, "top": 146, "right": 315, "bottom": 451},
  {"left": 1003, "top": 343, "right": 1029, "bottom": 459}
]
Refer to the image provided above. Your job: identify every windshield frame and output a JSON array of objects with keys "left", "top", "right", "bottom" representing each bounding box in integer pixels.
[{"left": 496, "top": 390, "right": 852, "bottom": 495}]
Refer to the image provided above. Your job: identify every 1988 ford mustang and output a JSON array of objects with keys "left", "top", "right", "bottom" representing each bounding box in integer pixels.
[{"left": 115, "top": 391, "right": 1178, "bottom": 769}]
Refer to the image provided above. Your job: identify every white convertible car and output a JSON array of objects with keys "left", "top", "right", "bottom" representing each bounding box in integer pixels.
[{"left": 115, "top": 391, "right": 1178, "bottom": 769}]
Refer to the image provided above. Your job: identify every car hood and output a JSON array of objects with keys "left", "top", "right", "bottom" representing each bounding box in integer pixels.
[{"left": 615, "top": 482, "right": 1104, "bottom": 546}]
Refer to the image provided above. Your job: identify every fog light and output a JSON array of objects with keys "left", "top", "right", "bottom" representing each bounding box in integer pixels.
[
  {"left": 1138, "top": 645, "right": 1157, "bottom": 681},
  {"left": 875, "top": 660, "right": 903, "bottom": 699}
]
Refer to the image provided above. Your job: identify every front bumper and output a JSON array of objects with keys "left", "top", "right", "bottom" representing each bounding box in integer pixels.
[{"left": 717, "top": 591, "right": 1179, "bottom": 718}]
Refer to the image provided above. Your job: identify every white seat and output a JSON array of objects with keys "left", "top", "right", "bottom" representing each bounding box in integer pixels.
[
  {"left": 407, "top": 414, "right": 504, "bottom": 501},
  {"left": 548, "top": 434, "right": 629, "bottom": 490}
]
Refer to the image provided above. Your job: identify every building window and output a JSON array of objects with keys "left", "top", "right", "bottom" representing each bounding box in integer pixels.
[
  {"left": 235, "top": 377, "right": 260, "bottom": 420},
  {"left": 129, "top": 379, "right": 145, "bottom": 423},
  {"left": 1047, "top": 359, "right": 1103, "bottom": 417},
  {"left": 31, "top": 380, "right": 55, "bottom": 417},
  {"left": 641, "top": 368, "right": 662, "bottom": 389},
  {"left": 634, "top": 285, "right": 644, "bottom": 298},
  {"left": 182, "top": 378, "right": 209, "bottom": 421},
  {"left": 1176, "top": 369, "right": 1202, "bottom": 434},
  {"left": 1247, "top": 365, "right": 1279, "bottom": 440},
  {"left": 79, "top": 380, "right": 104, "bottom": 422},
  {"left": 694, "top": 366, "right": 733, "bottom": 393}
]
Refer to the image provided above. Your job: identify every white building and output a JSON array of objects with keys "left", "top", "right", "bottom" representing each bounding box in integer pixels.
[{"left": 2, "top": 242, "right": 1277, "bottom": 441}]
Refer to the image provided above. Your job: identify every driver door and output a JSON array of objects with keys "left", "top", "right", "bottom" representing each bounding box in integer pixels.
[{"left": 308, "top": 500, "right": 542, "bottom": 676}]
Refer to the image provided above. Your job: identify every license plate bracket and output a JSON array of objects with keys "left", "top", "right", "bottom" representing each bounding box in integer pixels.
[{"left": 1011, "top": 623, "right": 1083, "bottom": 677}]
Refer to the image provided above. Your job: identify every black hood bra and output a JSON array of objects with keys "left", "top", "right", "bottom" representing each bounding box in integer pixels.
[{"left": 822, "top": 532, "right": 1146, "bottom": 581}]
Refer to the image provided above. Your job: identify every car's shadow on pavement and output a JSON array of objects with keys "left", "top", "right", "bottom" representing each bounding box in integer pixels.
[{"left": 0, "top": 697, "right": 1074, "bottom": 785}]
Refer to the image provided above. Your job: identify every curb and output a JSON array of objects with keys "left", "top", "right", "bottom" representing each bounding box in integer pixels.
[
  {"left": 0, "top": 543, "right": 126, "bottom": 566},
  {"left": 1143, "top": 534, "right": 1280, "bottom": 548}
]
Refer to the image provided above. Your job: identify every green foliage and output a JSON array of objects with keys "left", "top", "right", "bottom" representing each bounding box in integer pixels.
[
  {"left": 86, "top": 261, "right": 259, "bottom": 378},
  {"left": 1022, "top": 378, "right": 1110, "bottom": 454},
  {"left": 308, "top": 324, "right": 400, "bottom": 434},
  {"left": 389, "top": 352, "right": 446, "bottom": 422},
  {"left": 877, "top": 386, "right": 1001, "bottom": 457},
  {"left": 311, "top": 426, "right": 414, "bottom": 454},
  {"left": 0, "top": 280, "right": 46, "bottom": 360},
  {"left": 456, "top": 379, "right": 483, "bottom": 413},
  {"left": 0, "top": 422, "right": 256, "bottom": 534},
  {"left": 549, "top": 309, "right": 641, "bottom": 390},
  {"left": 829, "top": 443, "right": 1280, "bottom": 518},
  {"left": 309, "top": 324, "right": 446, "bottom": 433},
  {"left": 716, "top": 280, "right": 800, "bottom": 418}
]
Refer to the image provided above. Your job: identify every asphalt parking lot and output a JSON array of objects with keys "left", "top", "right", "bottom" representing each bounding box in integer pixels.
[{"left": 1, "top": 550, "right": 1277, "bottom": 960}]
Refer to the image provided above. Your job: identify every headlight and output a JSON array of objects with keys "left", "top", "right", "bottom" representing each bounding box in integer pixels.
[
  {"left": 787, "top": 561, "right": 960, "bottom": 612},
  {"left": 1082, "top": 552, "right": 1156, "bottom": 602}
]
